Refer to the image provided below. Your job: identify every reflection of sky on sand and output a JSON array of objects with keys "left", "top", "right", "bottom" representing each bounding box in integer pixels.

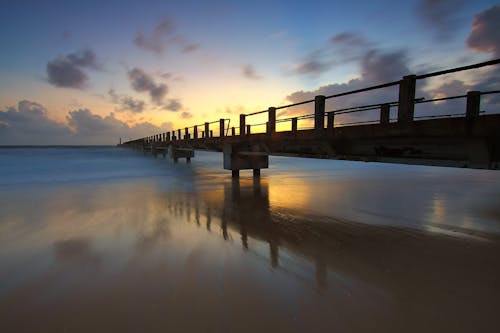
[{"left": 1, "top": 172, "right": 500, "bottom": 332}]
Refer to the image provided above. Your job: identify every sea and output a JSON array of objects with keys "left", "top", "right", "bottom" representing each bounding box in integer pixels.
[{"left": 1, "top": 146, "right": 499, "bottom": 332}]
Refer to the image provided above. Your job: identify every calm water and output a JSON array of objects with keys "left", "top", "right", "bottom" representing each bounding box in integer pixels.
[{"left": 1, "top": 146, "right": 499, "bottom": 332}]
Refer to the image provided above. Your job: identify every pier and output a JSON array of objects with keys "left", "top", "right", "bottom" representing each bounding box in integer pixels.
[{"left": 122, "top": 59, "right": 500, "bottom": 175}]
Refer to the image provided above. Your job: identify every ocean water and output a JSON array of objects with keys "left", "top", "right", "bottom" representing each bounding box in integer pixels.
[{"left": 1, "top": 146, "right": 499, "bottom": 332}]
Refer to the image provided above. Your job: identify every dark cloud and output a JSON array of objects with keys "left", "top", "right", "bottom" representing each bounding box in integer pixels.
[
  {"left": 0, "top": 100, "right": 173, "bottom": 145},
  {"left": 128, "top": 67, "right": 168, "bottom": 104},
  {"left": 180, "top": 111, "right": 193, "bottom": 119},
  {"left": 290, "top": 58, "right": 330, "bottom": 76},
  {"left": 282, "top": 49, "right": 411, "bottom": 121},
  {"left": 163, "top": 99, "right": 182, "bottom": 112},
  {"left": 108, "top": 89, "right": 145, "bottom": 113},
  {"left": 242, "top": 64, "right": 262, "bottom": 80},
  {"left": 416, "top": 0, "right": 467, "bottom": 40},
  {"left": 46, "top": 49, "right": 100, "bottom": 89},
  {"left": 134, "top": 18, "right": 174, "bottom": 54},
  {"left": 467, "top": 6, "right": 500, "bottom": 57}
]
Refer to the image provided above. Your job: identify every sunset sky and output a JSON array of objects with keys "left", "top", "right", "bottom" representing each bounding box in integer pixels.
[{"left": 0, "top": 0, "right": 498, "bottom": 144}]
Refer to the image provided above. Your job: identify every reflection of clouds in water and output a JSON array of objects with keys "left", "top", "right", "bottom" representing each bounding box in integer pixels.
[{"left": 53, "top": 238, "right": 101, "bottom": 271}]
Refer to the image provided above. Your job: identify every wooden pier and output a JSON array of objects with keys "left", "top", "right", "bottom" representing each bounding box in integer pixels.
[{"left": 122, "top": 59, "right": 500, "bottom": 176}]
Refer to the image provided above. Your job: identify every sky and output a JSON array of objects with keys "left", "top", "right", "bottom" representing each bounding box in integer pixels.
[{"left": 0, "top": 0, "right": 499, "bottom": 145}]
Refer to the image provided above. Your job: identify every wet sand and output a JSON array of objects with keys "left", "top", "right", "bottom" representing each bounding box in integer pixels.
[{"left": 1, "top": 175, "right": 499, "bottom": 332}]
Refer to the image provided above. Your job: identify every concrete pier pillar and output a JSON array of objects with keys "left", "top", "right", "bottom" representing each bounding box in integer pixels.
[
  {"left": 253, "top": 169, "right": 260, "bottom": 177},
  {"left": 466, "top": 91, "right": 480, "bottom": 119},
  {"left": 314, "top": 95, "right": 325, "bottom": 132},
  {"left": 268, "top": 107, "right": 276, "bottom": 133},
  {"left": 380, "top": 103, "right": 390, "bottom": 124},
  {"left": 398, "top": 75, "right": 416, "bottom": 124}
]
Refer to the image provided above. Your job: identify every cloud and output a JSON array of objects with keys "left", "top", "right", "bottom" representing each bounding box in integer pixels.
[
  {"left": 180, "top": 111, "right": 193, "bottom": 119},
  {"left": 133, "top": 18, "right": 200, "bottom": 55},
  {"left": 467, "top": 6, "right": 500, "bottom": 57},
  {"left": 0, "top": 100, "right": 173, "bottom": 145},
  {"left": 163, "top": 99, "right": 183, "bottom": 112},
  {"left": 182, "top": 43, "right": 200, "bottom": 53},
  {"left": 282, "top": 49, "right": 411, "bottom": 121},
  {"left": 134, "top": 18, "right": 174, "bottom": 54},
  {"left": 128, "top": 67, "right": 168, "bottom": 104},
  {"left": 289, "top": 32, "right": 369, "bottom": 76},
  {"left": 416, "top": 0, "right": 467, "bottom": 40},
  {"left": 108, "top": 89, "right": 145, "bottom": 113},
  {"left": 242, "top": 64, "right": 262, "bottom": 80},
  {"left": 46, "top": 49, "right": 100, "bottom": 89}
]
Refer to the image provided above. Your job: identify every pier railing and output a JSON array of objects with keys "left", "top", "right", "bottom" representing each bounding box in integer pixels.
[{"left": 132, "top": 58, "right": 500, "bottom": 144}]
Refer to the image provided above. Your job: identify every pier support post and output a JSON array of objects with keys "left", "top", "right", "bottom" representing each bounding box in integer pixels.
[
  {"left": 314, "top": 95, "right": 325, "bottom": 132},
  {"left": 253, "top": 169, "right": 260, "bottom": 177},
  {"left": 205, "top": 122, "right": 209, "bottom": 138},
  {"left": 327, "top": 112, "right": 334, "bottom": 130},
  {"left": 398, "top": 75, "right": 416, "bottom": 124},
  {"left": 185, "top": 127, "right": 189, "bottom": 140},
  {"left": 268, "top": 107, "right": 276, "bottom": 134},
  {"left": 240, "top": 114, "right": 246, "bottom": 136},
  {"left": 177, "top": 129, "right": 181, "bottom": 140},
  {"left": 466, "top": 91, "right": 480, "bottom": 119},
  {"left": 167, "top": 132, "right": 171, "bottom": 142},
  {"left": 292, "top": 117, "right": 298, "bottom": 133},
  {"left": 380, "top": 103, "right": 390, "bottom": 124},
  {"left": 194, "top": 126, "right": 198, "bottom": 139},
  {"left": 220, "top": 119, "right": 225, "bottom": 137}
]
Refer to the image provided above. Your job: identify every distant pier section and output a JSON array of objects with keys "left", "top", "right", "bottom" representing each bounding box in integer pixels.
[{"left": 122, "top": 59, "right": 500, "bottom": 176}]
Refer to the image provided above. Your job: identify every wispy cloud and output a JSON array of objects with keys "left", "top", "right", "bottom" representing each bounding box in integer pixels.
[
  {"left": 242, "top": 64, "right": 262, "bottom": 80},
  {"left": 134, "top": 18, "right": 174, "bottom": 54}
]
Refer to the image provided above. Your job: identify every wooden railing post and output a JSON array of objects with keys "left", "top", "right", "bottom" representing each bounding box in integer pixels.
[
  {"left": 220, "top": 119, "right": 225, "bottom": 137},
  {"left": 194, "top": 126, "right": 198, "bottom": 139},
  {"left": 268, "top": 107, "right": 276, "bottom": 133},
  {"left": 292, "top": 117, "right": 298, "bottom": 133},
  {"left": 466, "top": 91, "right": 480, "bottom": 119},
  {"left": 327, "top": 112, "right": 334, "bottom": 129},
  {"left": 205, "top": 122, "right": 209, "bottom": 138},
  {"left": 167, "top": 132, "right": 171, "bottom": 142},
  {"left": 240, "top": 114, "right": 246, "bottom": 136},
  {"left": 210, "top": 130, "right": 213, "bottom": 138},
  {"left": 314, "top": 95, "right": 325, "bottom": 131},
  {"left": 246, "top": 124, "right": 251, "bottom": 135},
  {"left": 380, "top": 103, "right": 390, "bottom": 124},
  {"left": 184, "top": 127, "right": 189, "bottom": 139},
  {"left": 231, "top": 127, "right": 235, "bottom": 136},
  {"left": 397, "top": 75, "right": 416, "bottom": 124}
]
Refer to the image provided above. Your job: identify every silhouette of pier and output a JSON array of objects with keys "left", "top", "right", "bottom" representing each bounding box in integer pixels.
[{"left": 122, "top": 59, "right": 500, "bottom": 174}]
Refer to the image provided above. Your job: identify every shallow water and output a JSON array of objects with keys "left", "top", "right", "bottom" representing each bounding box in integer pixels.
[{"left": 1, "top": 147, "right": 499, "bottom": 332}]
